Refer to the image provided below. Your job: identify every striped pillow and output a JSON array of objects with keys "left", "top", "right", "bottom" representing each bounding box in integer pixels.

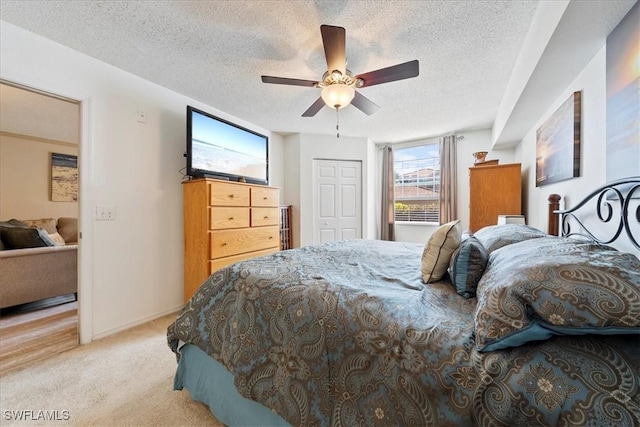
[
  {"left": 448, "top": 236, "right": 488, "bottom": 298},
  {"left": 421, "top": 220, "right": 461, "bottom": 283}
]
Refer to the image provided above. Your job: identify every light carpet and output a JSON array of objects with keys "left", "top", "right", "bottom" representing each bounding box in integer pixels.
[{"left": 0, "top": 313, "right": 223, "bottom": 426}]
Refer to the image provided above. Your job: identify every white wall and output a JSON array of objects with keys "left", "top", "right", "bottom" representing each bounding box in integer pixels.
[
  {"left": 283, "top": 133, "right": 371, "bottom": 247},
  {"left": 516, "top": 45, "right": 637, "bottom": 256},
  {"left": 0, "top": 134, "right": 78, "bottom": 220},
  {"left": 283, "top": 134, "right": 301, "bottom": 247},
  {"left": 1, "top": 21, "right": 285, "bottom": 341},
  {"left": 518, "top": 46, "right": 606, "bottom": 230},
  {"left": 366, "top": 138, "right": 377, "bottom": 240}
]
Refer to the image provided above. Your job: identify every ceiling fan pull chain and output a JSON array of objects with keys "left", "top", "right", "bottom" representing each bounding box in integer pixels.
[{"left": 336, "top": 108, "right": 340, "bottom": 138}]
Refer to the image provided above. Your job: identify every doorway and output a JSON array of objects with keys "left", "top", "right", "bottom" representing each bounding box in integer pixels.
[
  {"left": 0, "top": 81, "right": 80, "bottom": 373},
  {"left": 312, "top": 159, "right": 362, "bottom": 244}
]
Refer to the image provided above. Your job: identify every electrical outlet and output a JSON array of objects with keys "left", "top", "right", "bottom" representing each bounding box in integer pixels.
[
  {"left": 96, "top": 205, "right": 116, "bottom": 221},
  {"left": 137, "top": 110, "right": 147, "bottom": 124}
]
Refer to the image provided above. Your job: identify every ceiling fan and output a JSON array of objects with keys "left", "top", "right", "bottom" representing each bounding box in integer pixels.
[{"left": 261, "top": 25, "right": 419, "bottom": 117}]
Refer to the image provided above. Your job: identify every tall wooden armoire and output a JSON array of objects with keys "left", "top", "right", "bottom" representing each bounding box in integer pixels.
[{"left": 469, "top": 163, "right": 522, "bottom": 232}]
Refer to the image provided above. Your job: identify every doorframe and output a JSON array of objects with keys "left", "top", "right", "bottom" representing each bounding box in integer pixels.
[
  {"left": 0, "top": 78, "right": 93, "bottom": 344},
  {"left": 78, "top": 98, "right": 93, "bottom": 344}
]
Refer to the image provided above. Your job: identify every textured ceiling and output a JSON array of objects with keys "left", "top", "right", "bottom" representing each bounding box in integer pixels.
[{"left": 2, "top": 1, "right": 540, "bottom": 142}]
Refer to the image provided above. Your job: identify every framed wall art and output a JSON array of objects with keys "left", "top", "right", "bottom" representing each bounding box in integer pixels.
[
  {"left": 51, "top": 152, "right": 78, "bottom": 202},
  {"left": 535, "top": 91, "right": 581, "bottom": 187},
  {"left": 606, "top": 2, "right": 639, "bottom": 181}
]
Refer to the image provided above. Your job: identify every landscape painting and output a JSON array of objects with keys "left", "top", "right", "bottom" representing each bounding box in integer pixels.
[
  {"left": 51, "top": 153, "right": 78, "bottom": 202},
  {"left": 606, "top": 1, "right": 639, "bottom": 181},
  {"left": 535, "top": 91, "right": 581, "bottom": 187}
]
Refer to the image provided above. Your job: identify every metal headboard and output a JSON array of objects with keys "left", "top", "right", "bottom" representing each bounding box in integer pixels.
[{"left": 547, "top": 177, "right": 640, "bottom": 250}]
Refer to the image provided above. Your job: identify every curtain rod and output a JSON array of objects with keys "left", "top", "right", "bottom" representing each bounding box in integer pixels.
[{"left": 377, "top": 134, "right": 464, "bottom": 149}]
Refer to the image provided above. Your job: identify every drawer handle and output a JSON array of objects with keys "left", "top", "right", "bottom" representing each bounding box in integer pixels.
[
  {"left": 229, "top": 194, "right": 234, "bottom": 198},
  {"left": 263, "top": 197, "right": 268, "bottom": 200},
  {"left": 222, "top": 242, "right": 228, "bottom": 246},
  {"left": 229, "top": 217, "right": 234, "bottom": 220},
  {"left": 263, "top": 215, "right": 269, "bottom": 219},
  {"left": 268, "top": 236, "right": 273, "bottom": 240}
]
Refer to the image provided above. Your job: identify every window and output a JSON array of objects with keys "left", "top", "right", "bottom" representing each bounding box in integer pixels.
[{"left": 394, "top": 143, "right": 440, "bottom": 223}]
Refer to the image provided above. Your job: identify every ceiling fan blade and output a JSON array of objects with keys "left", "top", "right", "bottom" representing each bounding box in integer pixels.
[
  {"left": 351, "top": 91, "right": 380, "bottom": 115},
  {"left": 354, "top": 60, "right": 419, "bottom": 87},
  {"left": 261, "top": 75, "right": 318, "bottom": 87},
  {"left": 320, "top": 25, "right": 346, "bottom": 74},
  {"left": 302, "top": 97, "right": 326, "bottom": 117}
]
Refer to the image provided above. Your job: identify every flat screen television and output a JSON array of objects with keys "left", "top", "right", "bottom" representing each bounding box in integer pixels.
[{"left": 186, "top": 106, "right": 269, "bottom": 185}]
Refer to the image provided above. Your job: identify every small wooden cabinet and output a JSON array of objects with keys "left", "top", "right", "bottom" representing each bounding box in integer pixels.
[
  {"left": 279, "top": 205, "right": 292, "bottom": 250},
  {"left": 469, "top": 163, "right": 522, "bottom": 232},
  {"left": 183, "top": 179, "right": 280, "bottom": 301}
]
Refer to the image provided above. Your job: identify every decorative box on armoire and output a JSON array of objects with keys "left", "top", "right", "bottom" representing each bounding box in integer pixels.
[
  {"left": 183, "top": 178, "right": 280, "bottom": 302},
  {"left": 469, "top": 163, "right": 522, "bottom": 232}
]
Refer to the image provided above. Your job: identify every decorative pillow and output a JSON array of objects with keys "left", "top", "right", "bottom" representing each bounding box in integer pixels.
[
  {"left": 473, "top": 224, "right": 547, "bottom": 254},
  {"left": 48, "top": 232, "right": 67, "bottom": 246},
  {"left": 21, "top": 218, "right": 58, "bottom": 234},
  {"left": 474, "top": 237, "right": 640, "bottom": 352},
  {"left": 0, "top": 226, "right": 57, "bottom": 249},
  {"left": 0, "top": 219, "right": 27, "bottom": 250},
  {"left": 57, "top": 217, "right": 78, "bottom": 244},
  {"left": 448, "top": 236, "right": 488, "bottom": 298},
  {"left": 421, "top": 220, "right": 462, "bottom": 283},
  {"left": 0, "top": 219, "right": 27, "bottom": 227}
]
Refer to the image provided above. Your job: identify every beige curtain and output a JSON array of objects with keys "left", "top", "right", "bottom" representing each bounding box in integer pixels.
[
  {"left": 380, "top": 145, "right": 395, "bottom": 241},
  {"left": 439, "top": 135, "right": 457, "bottom": 224}
]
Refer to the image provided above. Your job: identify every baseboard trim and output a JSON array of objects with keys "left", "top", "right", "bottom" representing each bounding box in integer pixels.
[{"left": 90, "top": 304, "right": 183, "bottom": 342}]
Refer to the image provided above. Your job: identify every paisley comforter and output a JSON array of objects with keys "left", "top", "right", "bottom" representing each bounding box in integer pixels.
[{"left": 167, "top": 239, "right": 640, "bottom": 426}]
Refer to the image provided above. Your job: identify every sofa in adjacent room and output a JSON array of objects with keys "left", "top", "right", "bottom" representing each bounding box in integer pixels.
[{"left": 0, "top": 217, "right": 78, "bottom": 310}]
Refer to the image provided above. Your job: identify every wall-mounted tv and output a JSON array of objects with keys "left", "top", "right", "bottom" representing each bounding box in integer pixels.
[{"left": 186, "top": 106, "right": 269, "bottom": 185}]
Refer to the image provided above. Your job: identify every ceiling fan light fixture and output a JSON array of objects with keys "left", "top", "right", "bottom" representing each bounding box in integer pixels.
[{"left": 321, "top": 83, "right": 355, "bottom": 109}]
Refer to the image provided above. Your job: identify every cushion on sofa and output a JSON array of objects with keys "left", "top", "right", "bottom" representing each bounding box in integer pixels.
[
  {"left": 0, "top": 219, "right": 27, "bottom": 227},
  {"left": 48, "top": 232, "right": 66, "bottom": 246},
  {"left": 21, "top": 218, "right": 58, "bottom": 234},
  {"left": 0, "top": 226, "right": 56, "bottom": 249},
  {"left": 0, "top": 219, "right": 28, "bottom": 250},
  {"left": 57, "top": 217, "right": 78, "bottom": 244}
]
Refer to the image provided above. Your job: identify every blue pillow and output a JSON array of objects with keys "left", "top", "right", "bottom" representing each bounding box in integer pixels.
[{"left": 448, "top": 236, "right": 488, "bottom": 298}]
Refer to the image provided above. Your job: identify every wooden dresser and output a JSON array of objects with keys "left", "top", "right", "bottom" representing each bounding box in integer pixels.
[
  {"left": 469, "top": 163, "right": 522, "bottom": 232},
  {"left": 183, "top": 179, "right": 280, "bottom": 301}
]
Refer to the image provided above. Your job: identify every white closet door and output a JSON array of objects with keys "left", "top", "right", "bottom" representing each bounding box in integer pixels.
[{"left": 313, "top": 159, "right": 362, "bottom": 244}]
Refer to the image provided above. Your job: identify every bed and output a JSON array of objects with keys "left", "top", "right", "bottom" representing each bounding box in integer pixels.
[{"left": 167, "top": 177, "right": 640, "bottom": 426}]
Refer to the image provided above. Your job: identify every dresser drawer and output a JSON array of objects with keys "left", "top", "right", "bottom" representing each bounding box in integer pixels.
[
  {"left": 210, "top": 181, "right": 250, "bottom": 207},
  {"left": 209, "top": 247, "right": 280, "bottom": 274},
  {"left": 210, "top": 207, "right": 250, "bottom": 230},
  {"left": 251, "top": 207, "right": 280, "bottom": 227},
  {"left": 251, "top": 186, "right": 279, "bottom": 207},
  {"left": 210, "top": 226, "right": 279, "bottom": 259}
]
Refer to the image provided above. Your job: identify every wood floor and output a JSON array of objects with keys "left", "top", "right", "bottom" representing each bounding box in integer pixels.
[{"left": 0, "top": 301, "right": 78, "bottom": 375}]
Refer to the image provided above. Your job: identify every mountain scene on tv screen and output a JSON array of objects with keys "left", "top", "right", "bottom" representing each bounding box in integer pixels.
[{"left": 192, "top": 138, "right": 265, "bottom": 179}]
